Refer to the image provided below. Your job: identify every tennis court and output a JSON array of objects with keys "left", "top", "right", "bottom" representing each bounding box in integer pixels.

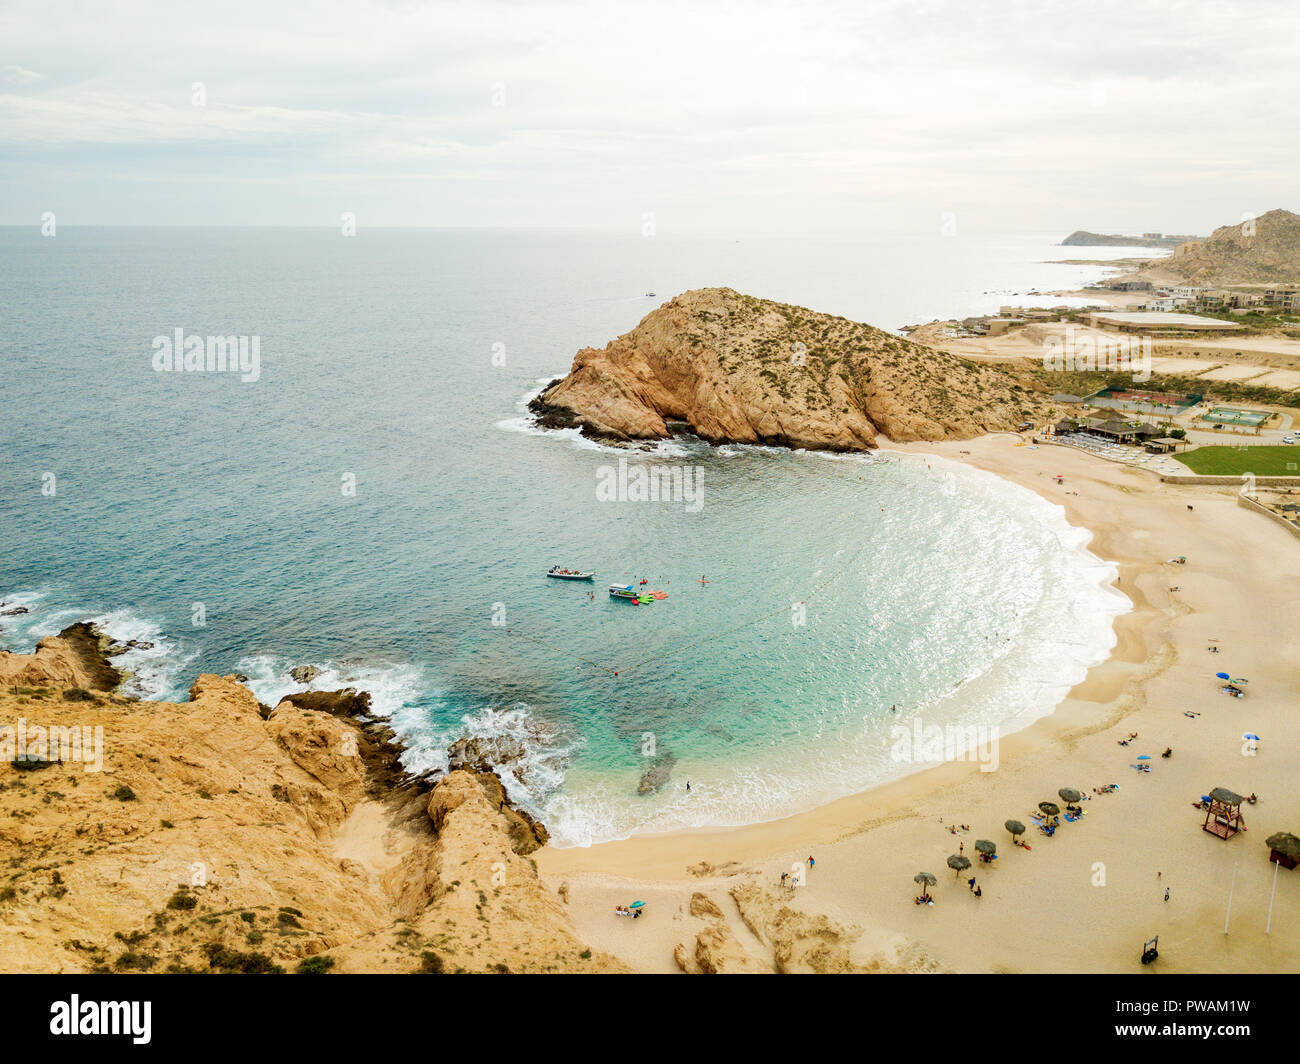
[{"left": 1091, "top": 388, "right": 1200, "bottom": 415}]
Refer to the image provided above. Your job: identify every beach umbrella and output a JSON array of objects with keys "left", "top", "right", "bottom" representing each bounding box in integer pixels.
[
  {"left": 1216, "top": 672, "right": 1231, "bottom": 680},
  {"left": 974, "top": 839, "right": 996, "bottom": 855},
  {"left": 1005, "top": 819, "right": 1026, "bottom": 838},
  {"left": 629, "top": 900, "right": 645, "bottom": 909},
  {"left": 1266, "top": 833, "right": 1300, "bottom": 859},
  {"left": 1038, "top": 802, "right": 1060, "bottom": 817},
  {"left": 1058, "top": 787, "right": 1083, "bottom": 804},
  {"left": 914, "top": 872, "right": 937, "bottom": 894},
  {"left": 947, "top": 854, "right": 971, "bottom": 877},
  {"left": 1243, "top": 733, "right": 1260, "bottom": 741},
  {"left": 1233, "top": 678, "right": 1249, "bottom": 684},
  {"left": 1137, "top": 755, "right": 1151, "bottom": 760}
]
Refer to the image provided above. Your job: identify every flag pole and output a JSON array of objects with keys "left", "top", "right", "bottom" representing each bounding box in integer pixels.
[
  {"left": 1266, "top": 857, "right": 1280, "bottom": 934},
  {"left": 1224, "top": 861, "right": 1238, "bottom": 935}
]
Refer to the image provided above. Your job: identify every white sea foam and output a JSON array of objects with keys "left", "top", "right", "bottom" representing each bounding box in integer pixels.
[
  {"left": 397, "top": 701, "right": 576, "bottom": 816},
  {"left": 234, "top": 653, "right": 427, "bottom": 721},
  {"left": 86, "top": 609, "right": 199, "bottom": 701},
  {"left": 1, "top": 592, "right": 195, "bottom": 701}
]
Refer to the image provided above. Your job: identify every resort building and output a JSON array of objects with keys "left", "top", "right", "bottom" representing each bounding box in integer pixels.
[
  {"left": 1086, "top": 311, "right": 1246, "bottom": 334},
  {"left": 1144, "top": 437, "right": 1184, "bottom": 454},
  {"left": 1060, "top": 416, "right": 1164, "bottom": 444},
  {"left": 1262, "top": 286, "right": 1300, "bottom": 311}
]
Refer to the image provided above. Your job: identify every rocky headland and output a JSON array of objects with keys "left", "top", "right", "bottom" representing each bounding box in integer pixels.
[
  {"left": 529, "top": 287, "right": 1049, "bottom": 451},
  {"left": 0, "top": 624, "right": 620, "bottom": 974}
]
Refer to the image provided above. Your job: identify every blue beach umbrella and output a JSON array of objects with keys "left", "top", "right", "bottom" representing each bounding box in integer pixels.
[
  {"left": 1215, "top": 672, "right": 1230, "bottom": 680},
  {"left": 629, "top": 900, "right": 645, "bottom": 909},
  {"left": 1243, "top": 733, "right": 1260, "bottom": 741},
  {"left": 1137, "top": 754, "right": 1151, "bottom": 760}
]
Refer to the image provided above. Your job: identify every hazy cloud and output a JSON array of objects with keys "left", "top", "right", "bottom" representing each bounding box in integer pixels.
[{"left": 2, "top": 0, "right": 1296, "bottom": 232}]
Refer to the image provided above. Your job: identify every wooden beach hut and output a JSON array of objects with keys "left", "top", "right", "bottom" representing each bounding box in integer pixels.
[
  {"left": 1266, "top": 832, "right": 1300, "bottom": 870},
  {"left": 1202, "top": 787, "right": 1245, "bottom": 840}
]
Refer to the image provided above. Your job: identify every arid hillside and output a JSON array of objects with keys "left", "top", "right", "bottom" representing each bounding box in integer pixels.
[
  {"left": 1143, "top": 208, "right": 1300, "bottom": 285},
  {"left": 530, "top": 287, "right": 1048, "bottom": 450}
]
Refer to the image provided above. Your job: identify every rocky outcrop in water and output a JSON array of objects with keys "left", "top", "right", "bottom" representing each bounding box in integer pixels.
[
  {"left": 636, "top": 752, "right": 677, "bottom": 795},
  {"left": 530, "top": 288, "right": 1047, "bottom": 451}
]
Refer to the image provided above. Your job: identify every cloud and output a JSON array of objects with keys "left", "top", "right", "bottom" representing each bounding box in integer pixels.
[
  {"left": 2, "top": 65, "right": 45, "bottom": 86},
  {"left": 0, "top": 0, "right": 1297, "bottom": 230}
]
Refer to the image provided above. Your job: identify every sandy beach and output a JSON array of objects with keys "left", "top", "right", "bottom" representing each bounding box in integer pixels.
[{"left": 537, "top": 433, "right": 1300, "bottom": 973}]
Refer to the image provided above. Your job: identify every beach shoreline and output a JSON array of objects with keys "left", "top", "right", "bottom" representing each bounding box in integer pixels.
[{"left": 535, "top": 432, "right": 1300, "bottom": 973}]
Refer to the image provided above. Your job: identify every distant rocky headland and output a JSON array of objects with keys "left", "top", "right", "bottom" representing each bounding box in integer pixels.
[
  {"left": 529, "top": 287, "right": 1048, "bottom": 451},
  {"left": 1062, "top": 230, "right": 1198, "bottom": 249}
]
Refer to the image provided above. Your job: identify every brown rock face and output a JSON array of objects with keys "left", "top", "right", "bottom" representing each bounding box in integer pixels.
[
  {"left": 530, "top": 288, "right": 1045, "bottom": 450},
  {"left": 1143, "top": 208, "right": 1300, "bottom": 285},
  {"left": 0, "top": 660, "right": 613, "bottom": 973},
  {"left": 0, "top": 622, "right": 123, "bottom": 692}
]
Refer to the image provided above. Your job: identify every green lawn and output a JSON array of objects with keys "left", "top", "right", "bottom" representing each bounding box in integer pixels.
[{"left": 1175, "top": 445, "right": 1300, "bottom": 476}]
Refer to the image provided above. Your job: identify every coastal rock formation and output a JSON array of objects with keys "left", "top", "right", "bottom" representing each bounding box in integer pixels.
[
  {"left": 675, "top": 891, "right": 771, "bottom": 973},
  {"left": 289, "top": 664, "right": 320, "bottom": 684},
  {"left": 1062, "top": 230, "right": 1195, "bottom": 249},
  {"left": 529, "top": 287, "right": 1046, "bottom": 450},
  {"left": 0, "top": 630, "right": 617, "bottom": 974},
  {"left": 446, "top": 735, "right": 526, "bottom": 774},
  {"left": 0, "top": 622, "right": 124, "bottom": 692},
  {"left": 636, "top": 752, "right": 677, "bottom": 795},
  {"left": 279, "top": 687, "right": 372, "bottom": 718},
  {"left": 729, "top": 881, "right": 941, "bottom": 974},
  {"left": 1142, "top": 208, "right": 1300, "bottom": 285}
]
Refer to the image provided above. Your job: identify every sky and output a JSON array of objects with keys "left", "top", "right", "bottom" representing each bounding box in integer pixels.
[{"left": 2, "top": 0, "right": 1297, "bottom": 234}]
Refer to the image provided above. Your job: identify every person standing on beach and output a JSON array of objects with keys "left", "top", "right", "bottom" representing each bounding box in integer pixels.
[{"left": 1164, "top": 887, "right": 1170, "bottom": 902}]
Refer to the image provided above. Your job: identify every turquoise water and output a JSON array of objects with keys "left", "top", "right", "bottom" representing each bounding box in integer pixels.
[{"left": 0, "top": 227, "right": 1128, "bottom": 844}]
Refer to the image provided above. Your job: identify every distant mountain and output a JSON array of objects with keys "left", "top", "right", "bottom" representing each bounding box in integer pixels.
[
  {"left": 1143, "top": 209, "right": 1300, "bottom": 285},
  {"left": 1062, "top": 230, "right": 1197, "bottom": 249}
]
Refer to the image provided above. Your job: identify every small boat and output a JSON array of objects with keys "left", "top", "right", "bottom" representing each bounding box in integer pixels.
[
  {"left": 609, "top": 584, "right": 641, "bottom": 600},
  {"left": 548, "top": 567, "right": 594, "bottom": 581}
]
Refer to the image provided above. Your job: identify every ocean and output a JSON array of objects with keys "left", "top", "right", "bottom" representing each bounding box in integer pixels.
[{"left": 0, "top": 226, "right": 1138, "bottom": 845}]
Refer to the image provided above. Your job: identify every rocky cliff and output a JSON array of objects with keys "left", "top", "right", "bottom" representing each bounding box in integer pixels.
[
  {"left": 530, "top": 287, "right": 1047, "bottom": 450},
  {"left": 0, "top": 630, "right": 623, "bottom": 974},
  {"left": 1140, "top": 208, "right": 1300, "bottom": 285}
]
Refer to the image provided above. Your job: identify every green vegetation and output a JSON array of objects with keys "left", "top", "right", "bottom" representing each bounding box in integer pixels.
[
  {"left": 61, "top": 688, "right": 94, "bottom": 702},
  {"left": 1031, "top": 368, "right": 1300, "bottom": 414},
  {"left": 202, "top": 942, "right": 283, "bottom": 974},
  {"left": 1176, "top": 446, "right": 1300, "bottom": 476},
  {"left": 166, "top": 889, "right": 198, "bottom": 911},
  {"left": 114, "top": 951, "right": 157, "bottom": 971},
  {"left": 296, "top": 955, "right": 335, "bottom": 975}
]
